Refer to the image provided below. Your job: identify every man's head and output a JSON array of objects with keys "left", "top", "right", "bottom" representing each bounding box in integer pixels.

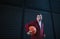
[{"left": 36, "top": 14, "right": 42, "bottom": 22}]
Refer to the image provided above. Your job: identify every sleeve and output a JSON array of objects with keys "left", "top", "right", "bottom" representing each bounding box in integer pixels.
[
  {"left": 25, "top": 24, "right": 29, "bottom": 32},
  {"left": 43, "top": 23, "right": 45, "bottom": 35},
  {"left": 43, "top": 23, "right": 46, "bottom": 37},
  {"left": 25, "top": 21, "right": 34, "bottom": 32}
]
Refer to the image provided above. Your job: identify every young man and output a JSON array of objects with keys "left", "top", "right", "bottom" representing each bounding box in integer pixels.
[{"left": 25, "top": 14, "right": 46, "bottom": 39}]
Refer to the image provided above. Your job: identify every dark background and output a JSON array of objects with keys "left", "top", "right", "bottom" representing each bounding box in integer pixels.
[{"left": 0, "top": 0, "right": 60, "bottom": 39}]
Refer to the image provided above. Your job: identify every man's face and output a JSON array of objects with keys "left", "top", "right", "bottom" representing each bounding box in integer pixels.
[{"left": 36, "top": 15, "right": 42, "bottom": 22}]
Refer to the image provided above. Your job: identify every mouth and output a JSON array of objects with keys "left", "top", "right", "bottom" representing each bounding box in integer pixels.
[{"left": 39, "top": 19, "right": 41, "bottom": 21}]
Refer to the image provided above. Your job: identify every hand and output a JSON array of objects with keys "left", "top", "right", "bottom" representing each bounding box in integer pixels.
[
  {"left": 44, "top": 34, "right": 46, "bottom": 37},
  {"left": 27, "top": 31, "right": 32, "bottom": 35}
]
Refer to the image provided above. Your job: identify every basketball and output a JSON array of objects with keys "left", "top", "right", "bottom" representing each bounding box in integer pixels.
[{"left": 29, "top": 26, "right": 36, "bottom": 35}]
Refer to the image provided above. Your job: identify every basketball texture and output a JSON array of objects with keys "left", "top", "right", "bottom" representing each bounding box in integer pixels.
[{"left": 29, "top": 26, "right": 36, "bottom": 35}]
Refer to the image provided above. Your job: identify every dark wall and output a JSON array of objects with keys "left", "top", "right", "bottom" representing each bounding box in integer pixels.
[
  {"left": 0, "top": 5, "right": 23, "bottom": 39},
  {"left": 53, "top": 14, "right": 60, "bottom": 39},
  {"left": 0, "top": 0, "right": 60, "bottom": 39}
]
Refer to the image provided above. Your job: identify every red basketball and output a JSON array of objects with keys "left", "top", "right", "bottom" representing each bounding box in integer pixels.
[{"left": 29, "top": 26, "right": 36, "bottom": 35}]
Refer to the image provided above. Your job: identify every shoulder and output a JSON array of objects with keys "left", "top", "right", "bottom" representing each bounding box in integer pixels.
[
  {"left": 25, "top": 20, "right": 37, "bottom": 26},
  {"left": 30, "top": 20, "right": 36, "bottom": 23},
  {"left": 28, "top": 20, "right": 36, "bottom": 25}
]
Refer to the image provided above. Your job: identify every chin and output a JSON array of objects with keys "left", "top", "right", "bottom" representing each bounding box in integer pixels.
[{"left": 39, "top": 20, "right": 41, "bottom": 21}]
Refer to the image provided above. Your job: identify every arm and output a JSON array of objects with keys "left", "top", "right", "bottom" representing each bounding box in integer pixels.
[
  {"left": 25, "top": 24, "right": 32, "bottom": 35},
  {"left": 25, "top": 21, "right": 36, "bottom": 35},
  {"left": 25, "top": 24, "right": 29, "bottom": 32}
]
